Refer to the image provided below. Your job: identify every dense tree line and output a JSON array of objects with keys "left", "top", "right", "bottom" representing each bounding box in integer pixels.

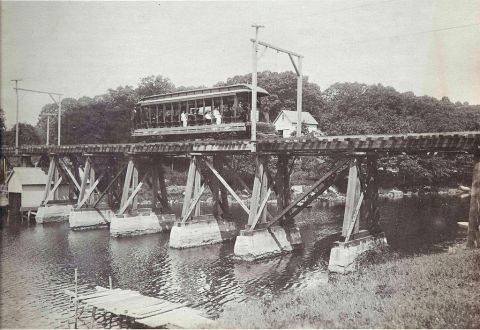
[{"left": 2, "top": 71, "right": 479, "bottom": 187}]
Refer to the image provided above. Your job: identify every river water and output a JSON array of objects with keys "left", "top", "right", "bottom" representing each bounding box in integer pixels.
[{"left": 0, "top": 195, "right": 469, "bottom": 328}]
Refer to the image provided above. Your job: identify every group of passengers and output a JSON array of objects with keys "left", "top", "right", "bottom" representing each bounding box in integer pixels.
[
  {"left": 134, "top": 102, "right": 251, "bottom": 129},
  {"left": 181, "top": 107, "right": 222, "bottom": 127}
]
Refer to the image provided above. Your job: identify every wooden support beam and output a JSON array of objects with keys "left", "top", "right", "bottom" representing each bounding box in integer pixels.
[
  {"left": 363, "top": 155, "right": 380, "bottom": 233},
  {"left": 76, "top": 173, "right": 105, "bottom": 209},
  {"left": 92, "top": 162, "right": 128, "bottom": 208},
  {"left": 211, "top": 156, "right": 223, "bottom": 218},
  {"left": 193, "top": 163, "right": 201, "bottom": 216},
  {"left": 181, "top": 157, "right": 197, "bottom": 218},
  {"left": 181, "top": 184, "right": 206, "bottom": 223},
  {"left": 117, "top": 170, "right": 151, "bottom": 215},
  {"left": 46, "top": 177, "right": 63, "bottom": 204},
  {"left": 41, "top": 157, "right": 56, "bottom": 205},
  {"left": 259, "top": 161, "right": 269, "bottom": 224},
  {"left": 150, "top": 169, "right": 159, "bottom": 210},
  {"left": 77, "top": 158, "right": 91, "bottom": 206},
  {"left": 342, "top": 159, "right": 361, "bottom": 237},
  {"left": 224, "top": 159, "right": 274, "bottom": 221},
  {"left": 157, "top": 163, "right": 171, "bottom": 212},
  {"left": 203, "top": 159, "right": 250, "bottom": 214},
  {"left": 224, "top": 161, "right": 251, "bottom": 194},
  {"left": 344, "top": 192, "right": 365, "bottom": 242},
  {"left": 53, "top": 158, "right": 76, "bottom": 201},
  {"left": 249, "top": 188, "right": 272, "bottom": 231},
  {"left": 58, "top": 158, "right": 81, "bottom": 191},
  {"left": 120, "top": 159, "right": 134, "bottom": 209},
  {"left": 267, "top": 158, "right": 349, "bottom": 228},
  {"left": 89, "top": 165, "right": 96, "bottom": 204},
  {"left": 132, "top": 166, "right": 139, "bottom": 210},
  {"left": 53, "top": 160, "right": 60, "bottom": 200},
  {"left": 213, "top": 155, "right": 231, "bottom": 217},
  {"left": 248, "top": 156, "right": 264, "bottom": 226}
]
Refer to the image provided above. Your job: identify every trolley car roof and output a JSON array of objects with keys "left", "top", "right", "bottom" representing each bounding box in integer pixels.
[{"left": 138, "top": 84, "right": 269, "bottom": 106}]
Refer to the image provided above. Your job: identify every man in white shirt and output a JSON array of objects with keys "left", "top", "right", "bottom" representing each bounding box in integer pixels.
[
  {"left": 213, "top": 107, "right": 221, "bottom": 124},
  {"left": 181, "top": 111, "right": 188, "bottom": 127}
]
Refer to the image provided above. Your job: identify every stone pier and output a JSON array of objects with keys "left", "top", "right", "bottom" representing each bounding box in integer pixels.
[
  {"left": 169, "top": 215, "right": 236, "bottom": 249},
  {"left": 69, "top": 208, "right": 114, "bottom": 230},
  {"left": 328, "top": 231, "right": 387, "bottom": 274},
  {"left": 110, "top": 208, "right": 176, "bottom": 237},
  {"left": 234, "top": 226, "right": 303, "bottom": 261},
  {"left": 36, "top": 202, "right": 74, "bottom": 224}
]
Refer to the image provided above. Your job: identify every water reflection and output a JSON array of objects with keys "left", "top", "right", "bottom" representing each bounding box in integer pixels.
[{"left": 0, "top": 195, "right": 468, "bottom": 328}]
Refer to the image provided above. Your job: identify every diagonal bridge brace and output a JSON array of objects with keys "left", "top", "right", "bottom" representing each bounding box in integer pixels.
[{"left": 266, "top": 158, "right": 350, "bottom": 229}]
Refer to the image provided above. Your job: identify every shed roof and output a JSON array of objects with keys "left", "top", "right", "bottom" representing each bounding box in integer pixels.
[
  {"left": 273, "top": 110, "right": 318, "bottom": 125},
  {"left": 7, "top": 167, "right": 47, "bottom": 185}
]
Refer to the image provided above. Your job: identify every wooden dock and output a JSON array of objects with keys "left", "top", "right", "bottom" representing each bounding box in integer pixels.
[{"left": 65, "top": 286, "right": 215, "bottom": 329}]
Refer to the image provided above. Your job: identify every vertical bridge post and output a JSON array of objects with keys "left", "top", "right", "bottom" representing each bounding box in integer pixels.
[
  {"left": 110, "top": 156, "right": 176, "bottom": 237},
  {"left": 329, "top": 154, "right": 387, "bottom": 274},
  {"left": 36, "top": 154, "right": 77, "bottom": 224},
  {"left": 342, "top": 158, "right": 361, "bottom": 238},
  {"left": 467, "top": 154, "right": 480, "bottom": 248},
  {"left": 169, "top": 154, "right": 236, "bottom": 249}
]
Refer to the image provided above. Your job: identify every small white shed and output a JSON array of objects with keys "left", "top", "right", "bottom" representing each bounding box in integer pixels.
[
  {"left": 273, "top": 110, "right": 319, "bottom": 138},
  {"left": 7, "top": 167, "right": 69, "bottom": 210}
]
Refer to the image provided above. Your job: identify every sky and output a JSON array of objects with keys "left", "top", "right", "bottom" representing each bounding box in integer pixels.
[{"left": 1, "top": 0, "right": 480, "bottom": 128}]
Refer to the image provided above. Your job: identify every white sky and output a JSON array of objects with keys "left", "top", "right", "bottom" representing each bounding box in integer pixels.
[{"left": 1, "top": 0, "right": 480, "bottom": 128}]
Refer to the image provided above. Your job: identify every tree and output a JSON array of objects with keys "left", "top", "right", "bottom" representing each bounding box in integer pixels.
[
  {"left": 216, "top": 70, "right": 323, "bottom": 123},
  {"left": 0, "top": 109, "right": 5, "bottom": 145},
  {"left": 136, "top": 75, "right": 175, "bottom": 99},
  {"left": 3, "top": 123, "right": 42, "bottom": 146}
]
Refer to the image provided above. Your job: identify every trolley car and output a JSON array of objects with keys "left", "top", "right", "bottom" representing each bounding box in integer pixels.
[{"left": 132, "top": 84, "right": 272, "bottom": 140}]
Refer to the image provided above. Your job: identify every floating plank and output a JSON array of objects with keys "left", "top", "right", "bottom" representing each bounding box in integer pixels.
[
  {"left": 67, "top": 286, "right": 214, "bottom": 328},
  {"left": 139, "top": 307, "right": 215, "bottom": 329}
]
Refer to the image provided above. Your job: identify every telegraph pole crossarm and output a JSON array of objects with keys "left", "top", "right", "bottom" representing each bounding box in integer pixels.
[
  {"left": 249, "top": 35, "right": 304, "bottom": 137},
  {"left": 14, "top": 87, "right": 63, "bottom": 146}
]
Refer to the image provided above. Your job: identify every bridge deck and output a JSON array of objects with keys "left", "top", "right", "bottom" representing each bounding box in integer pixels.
[{"left": 2, "top": 131, "right": 479, "bottom": 156}]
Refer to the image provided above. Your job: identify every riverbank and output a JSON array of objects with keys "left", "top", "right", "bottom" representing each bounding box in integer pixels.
[{"left": 217, "top": 243, "right": 480, "bottom": 328}]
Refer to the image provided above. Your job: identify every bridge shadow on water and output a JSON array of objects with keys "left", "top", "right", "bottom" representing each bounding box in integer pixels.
[{"left": 0, "top": 194, "right": 469, "bottom": 327}]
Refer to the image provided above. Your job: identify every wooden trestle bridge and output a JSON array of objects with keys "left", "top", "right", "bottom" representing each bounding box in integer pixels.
[{"left": 2, "top": 131, "right": 480, "bottom": 266}]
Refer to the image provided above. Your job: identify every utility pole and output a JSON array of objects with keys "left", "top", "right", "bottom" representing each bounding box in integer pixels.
[
  {"left": 11, "top": 79, "right": 22, "bottom": 155},
  {"left": 14, "top": 87, "right": 63, "bottom": 146},
  {"left": 249, "top": 28, "right": 303, "bottom": 138},
  {"left": 251, "top": 24, "right": 264, "bottom": 149},
  {"left": 57, "top": 95, "right": 62, "bottom": 145},
  {"left": 40, "top": 113, "right": 55, "bottom": 145}
]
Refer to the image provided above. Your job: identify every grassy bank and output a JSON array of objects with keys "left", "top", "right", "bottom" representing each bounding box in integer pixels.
[{"left": 217, "top": 246, "right": 480, "bottom": 328}]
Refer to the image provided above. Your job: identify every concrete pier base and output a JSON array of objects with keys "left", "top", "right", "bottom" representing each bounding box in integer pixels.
[
  {"left": 234, "top": 226, "right": 303, "bottom": 261},
  {"left": 69, "top": 208, "right": 114, "bottom": 230},
  {"left": 169, "top": 215, "right": 236, "bottom": 249},
  {"left": 110, "top": 208, "right": 176, "bottom": 237},
  {"left": 36, "top": 202, "right": 74, "bottom": 224},
  {"left": 328, "top": 231, "right": 387, "bottom": 274}
]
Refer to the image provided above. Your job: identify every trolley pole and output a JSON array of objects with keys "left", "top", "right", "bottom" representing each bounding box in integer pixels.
[
  {"left": 11, "top": 79, "right": 22, "bottom": 155},
  {"left": 251, "top": 24, "right": 264, "bottom": 150}
]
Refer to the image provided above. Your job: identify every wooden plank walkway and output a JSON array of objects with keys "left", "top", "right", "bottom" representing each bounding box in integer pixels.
[
  {"left": 3, "top": 130, "right": 480, "bottom": 156},
  {"left": 65, "top": 286, "right": 215, "bottom": 329}
]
